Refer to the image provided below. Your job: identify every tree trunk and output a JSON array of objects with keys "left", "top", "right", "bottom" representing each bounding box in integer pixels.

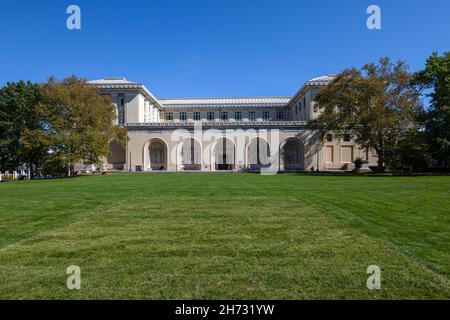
[
  {"left": 377, "top": 150, "right": 384, "bottom": 172},
  {"left": 377, "top": 135, "right": 385, "bottom": 172},
  {"left": 29, "top": 161, "right": 33, "bottom": 180}
]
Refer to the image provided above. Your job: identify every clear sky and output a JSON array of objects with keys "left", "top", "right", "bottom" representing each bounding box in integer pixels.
[{"left": 0, "top": 0, "right": 448, "bottom": 98}]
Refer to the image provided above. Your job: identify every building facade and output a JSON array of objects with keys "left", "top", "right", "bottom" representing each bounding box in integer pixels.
[{"left": 88, "top": 76, "right": 377, "bottom": 172}]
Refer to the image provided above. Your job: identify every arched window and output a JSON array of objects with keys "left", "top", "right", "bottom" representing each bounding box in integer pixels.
[
  {"left": 282, "top": 139, "right": 305, "bottom": 171},
  {"left": 247, "top": 138, "right": 271, "bottom": 170},
  {"left": 214, "top": 138, "right": 235, "bottom": 170},
  {"left": 149, "top": 139, "right": 167, "bottom": 170}
]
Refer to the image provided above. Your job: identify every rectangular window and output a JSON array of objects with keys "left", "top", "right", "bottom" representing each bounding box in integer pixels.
[
  {"left": 276, "top": 110, "right": 284, "bottom": 121},
  {"left": 249, "top": 111, "right": 256, "bottom": 121},
  {"left": 235, "top": 111, "right": 242, "bottom": 121},
  {"left": 326, "top": 146, "right": 334, "bottom": 163},
  {"left": 303, "top": 97, "right": 306, "bottom": 118},
  {"left": 165, "top": 112, "right": 173, "bottom": 122},
  {"left": 207, "top": 111, "right": 215, "bottom": 121},
  {"left": 180, "top": 112, "right": 187, "bottom": 122},
  {"left": 193, "top": 111, "right": 201, "bottom": 121},
  {"left": 341, "top": 146, "right": 354, "bottom": 163},
  {"left": 326, "top": 134, "right": 333, "bottom": 142},
  {"left": 262, "top": 111, "right": 270, "bottom": 121},
  {"left": 220, "top": 111, "right": 228, "bottom": 121},
  {"left": 117, "top": 94, "right": 125, "bottom": 125}
]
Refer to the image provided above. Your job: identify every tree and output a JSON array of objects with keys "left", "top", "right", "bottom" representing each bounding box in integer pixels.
[
  {"left": 0, "top": 81, "right": 46, "bottom": 177},
  {"left": 415, "top": 52, "right": 450, "bottom": 169},
  {"left": 311, "top": 57, "right": 424, "bottom": 171},
  {"left": 396, "top": 129, "right": 430, "bottom": 172},
  {"left": 38, "top": 76, "right": 127, "bottom": 176}
]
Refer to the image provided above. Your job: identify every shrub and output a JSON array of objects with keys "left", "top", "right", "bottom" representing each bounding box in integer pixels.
[{"left": 354, "top": 157, "right": 364, "bottom": 170}]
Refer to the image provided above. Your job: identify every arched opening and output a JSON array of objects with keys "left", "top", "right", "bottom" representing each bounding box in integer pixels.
[
  {"left": 179, "top": 138, "right": 202, "bottom": 170},
  {"left": 246, "top": 138, "right": 271, "bottom": 171},
  {"left": 281, "top": 138, "right": 305, "bottom": 171},
  {"left": 107, "top": 141, "right": 126, "bottom": 170},
  {"left": 214, "top": 138, "right": 235, "bottom": 171},
  {"left": 149, "top": 138, "right": 168, "bottom": 171}
]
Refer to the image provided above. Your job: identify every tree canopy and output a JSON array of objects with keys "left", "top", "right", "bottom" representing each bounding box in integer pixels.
[
  {"left": 37, "top": 76, "right": 127, "bottom": 175},
  {"left": 0, "top": 76, "right": 127, "bottom": 177},
  {"left": 415, "top": 52, "right": 450, "bottom": 168},
  {"left": 0, "top": 81, "right": 44, "bottom": 177},
  {"left": 311, "top": 57, "right": 424, "bottom": 170}
]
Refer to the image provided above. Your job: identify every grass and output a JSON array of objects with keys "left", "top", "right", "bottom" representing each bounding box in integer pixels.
[{"left": 0, "top": 173, "right": 449, "bottom": 299}]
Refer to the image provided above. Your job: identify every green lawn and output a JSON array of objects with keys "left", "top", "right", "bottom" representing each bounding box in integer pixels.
[{"left": 0, "top": 173, "right": 449, "bottom": 299}]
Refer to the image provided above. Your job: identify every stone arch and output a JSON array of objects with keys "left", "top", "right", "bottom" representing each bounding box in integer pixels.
[
  {"left": 177, "top": 137, "right": 202, "bottom": 171},
  {"left": 280, "top": 137, "right": 305, "bottom": 171},
  {"left": 245, "top": 137, "right": 271, "bottom": 171},
  {"left": 211, "top": 137, "right": 236, "bottom": 171},
  {"left": 143, "top": 138, "right": 169, "bottom": 171}
]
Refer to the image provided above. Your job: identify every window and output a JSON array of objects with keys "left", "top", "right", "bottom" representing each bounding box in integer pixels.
[
  {"left": 180, "top": 112, "right": 187, "bottom": 122},
  {"left": 249, "top": 111, "right": 256, "bottom": 121},
  {"left": 276, "top": 110, "right": 284, "bottom": 121},
  {"left": 326, "top": 134, "right": 333, "bottom": 142},
  {"left": 262, "top": 111, "right": 270, "bottom": 121},
  {"left": 310, "top": 88, "right": 319, "bottom": 101},
  {"left": 326, "top": 146, "right": 334, "bottom": 163},
  {"left": 235, "top": 111, "right": 242, "bottom": 121},
  {"left": 117, "top": 94, "right": 125, "bottom": 125},
  {"left": 303, "top": 97, "right": 306, "bottom": 116},
  {"left": 144, "top": 101, "right": 149, "bottom": 123},
  {"left": 165, "top": 112, "right": 173, "bottom": 122},
  {"left": 193, "top": 111, "right": 201, "bottom": 122},
  {"left": 343, "top": 134, "right": 351, "bottom": 142},
  {"left": 207, "top": 111, "right": 215, "bottom": 121},
  {"left": 341, "top": 146, "right": 354, "bottom": 163},
  {"left": 220, "top": 111, "right": 228, "bottom": 121}
]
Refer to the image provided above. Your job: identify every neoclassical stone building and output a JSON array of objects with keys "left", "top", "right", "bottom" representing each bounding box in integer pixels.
[{"left": 88, "top": 76, "right": 377, "bottom": 172}]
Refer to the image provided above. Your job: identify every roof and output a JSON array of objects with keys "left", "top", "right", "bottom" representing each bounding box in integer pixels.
[
  {"left": 306, "top": 74, "right": 337, "bottom": 86},
  {"left": 87, "top": 77, "right": 162, "bottom": 107},
  {"left": 87, "top": 77, "right": 138, "bottom": 85},
  {"left": 288, "top": 74, "right": 336, "bottom": 104},
  {"left": 88, "top": 74, "right": 336, "bottom": 109},
  {"left": 159, "top": 97, "right": 291, "bottom": 108}
]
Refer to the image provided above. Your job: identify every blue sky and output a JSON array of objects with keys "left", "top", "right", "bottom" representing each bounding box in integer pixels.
[{"left": 0, "top": 0, "right": 448, "bottom": 97}]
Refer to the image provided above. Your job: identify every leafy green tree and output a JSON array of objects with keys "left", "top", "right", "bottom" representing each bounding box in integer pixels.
[
  {"left": 0, "top": 81, "right": 46, "bottom": 177},
  {"left": 37, "top": 76, "right": 127, "bottom": 176},
  {"left": 396, "top": 129, "right": 430, "bottom": 172},
  {"left": 311, "top": 57, "right": 424, "bottom": 171},
  {"left": 415, "top": 52, "right": 450, "bottom": 169}
]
